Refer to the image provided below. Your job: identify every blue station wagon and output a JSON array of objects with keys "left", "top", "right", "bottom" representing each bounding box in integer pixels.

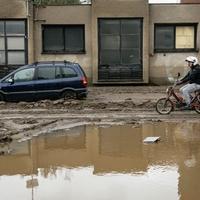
[{"left": 0, "top": 61, "right": 88, "bottom": 102}]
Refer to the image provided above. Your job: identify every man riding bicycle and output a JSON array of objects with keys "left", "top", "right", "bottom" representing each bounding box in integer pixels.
[{"left": 177, "top": 56, "right": 200, "bottom": 110}]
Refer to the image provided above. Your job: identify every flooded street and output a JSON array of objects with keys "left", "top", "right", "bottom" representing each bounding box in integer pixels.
[{"left": 1, "top": 122, "right": 200, "bottom": 200}]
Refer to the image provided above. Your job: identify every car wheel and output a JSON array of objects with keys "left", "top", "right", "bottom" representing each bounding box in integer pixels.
[
  {"left": 0, "top": 93, "right": 4, "bottom": 101},
  {"left": 77, "top": 94, "right": 86, "bottom": 100},
  {"left": 62, "top": 90, "right": 77, "bottom": 100}
]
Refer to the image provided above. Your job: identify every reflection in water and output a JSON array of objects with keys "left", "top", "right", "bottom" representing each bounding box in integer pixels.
[
  {"left": 0, "top": 122, "right": 200, "bottom": 200},
  {"left": 0, "top": 166, "right": 179, "bottom": 200}
]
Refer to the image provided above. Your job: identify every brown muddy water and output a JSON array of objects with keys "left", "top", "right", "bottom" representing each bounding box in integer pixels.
[{"left": 0, "top": 122, "right": 200, "bottom": 200}]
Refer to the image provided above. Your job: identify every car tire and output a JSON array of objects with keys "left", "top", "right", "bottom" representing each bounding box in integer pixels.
[
  {"left": 62, "top": 90, "right": 77, "bottom": 100},
  {"left": 0, "top": 93, "right": 4, "bottom": 101},
  {"left": 77, "top": 94, "right": 86, "bottom": 100}
]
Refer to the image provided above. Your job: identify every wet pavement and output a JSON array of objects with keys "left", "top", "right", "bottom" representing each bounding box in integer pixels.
[{"left": 1, "top": 122, "right": 200, "bottom": 200}]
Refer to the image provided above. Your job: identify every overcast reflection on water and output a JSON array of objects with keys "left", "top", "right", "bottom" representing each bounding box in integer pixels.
[{"left": 0, "top": 122, "right": 200, "bottom": 200}]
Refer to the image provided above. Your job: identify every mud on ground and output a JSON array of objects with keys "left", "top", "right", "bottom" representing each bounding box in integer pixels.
[{"left": 0, "top": 86, "right": 199, "bottom": 149}]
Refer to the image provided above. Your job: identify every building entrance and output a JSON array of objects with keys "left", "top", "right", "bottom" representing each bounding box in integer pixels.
[{"left": 98, "top": 18, "right": 143, "bottom": 82}]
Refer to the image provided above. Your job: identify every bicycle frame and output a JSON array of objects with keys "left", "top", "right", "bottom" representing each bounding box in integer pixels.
[{"left": 165, "top": 83, "right": 200, "bottom": 109}]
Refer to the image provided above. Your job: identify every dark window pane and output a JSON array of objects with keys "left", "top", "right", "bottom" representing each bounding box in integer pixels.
[
  {"left": 100, "top": 50, "right": 120, "bottom": 65},
  {"left": 0, "top": 22, "right": 4, "bottom": 36},
  {"left": 6, "top": 21, "right": 25, "bottom": 35},
  {"left": 121, "top": 20, "right": 141, "bottom": 34},
  {"left": 37, "top": 66, "right": 56, "bottom": 80},
  {"left": 60, "top": 66, "right": 78, "bottom": 78},
  {"left": 121, "top": 35, "right": 140, "bottom": 49},
  {"left": 155, "top": 26, "right": 174, "bottom": 50},
  {"left": 121, "top": 49, "right": 140, "bottom": 64},
  {"left": 43, "top": 27, "right": 64, "bottom": 51},
  {"left": 65, "top": 26, "right": 84, "bottom": 52},
  {"left": 100, "top": 20, "right": 120, "bottom": 34},
  {"left": 101, "top": 35, "right": 120, "bottom": 50}
]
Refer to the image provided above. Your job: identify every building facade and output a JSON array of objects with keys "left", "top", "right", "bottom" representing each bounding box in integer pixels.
[{"left": 0, "top": 0, "right": 200, "bottom": 85}]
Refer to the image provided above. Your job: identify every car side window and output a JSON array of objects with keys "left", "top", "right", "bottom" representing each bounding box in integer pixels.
[
  {"left": 60, "top": 66, "right": 78, "bottom": 78},
  {"left": 37, "top": 66, "right": 56, "bottom": 80},
  {"left": 13, "top": 68, "right": 35, "bottom": 83}
]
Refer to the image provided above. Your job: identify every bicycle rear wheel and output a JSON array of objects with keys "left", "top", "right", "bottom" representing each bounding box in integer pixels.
[
  {"left": 194, "top": 94, "right": 200, "bottom": 114},
  {"left": 156, "top": 98, "right": 173, "bottom": 114}
]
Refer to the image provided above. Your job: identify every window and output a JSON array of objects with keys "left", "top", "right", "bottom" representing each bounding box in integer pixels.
[
  {"left": 60, "top": 66, "right": 77, "bottom": 78},
  {"left": 13, "top": 68, "right": 34, "bottom": 82},
  {"left": 42, "top": 25, "right": 85, "bottom": 53},
  {"left": 99, "top": 19, "right": 142, "bottom": 65},
  {"left": 37, "top": 66, "right": 56, "bottom": 80},
  {"left": 154, "top": 24, "right": 197, "bottom": 52},
  {"left": 0, "top": 20, "right": 27, "bottom": 66}
]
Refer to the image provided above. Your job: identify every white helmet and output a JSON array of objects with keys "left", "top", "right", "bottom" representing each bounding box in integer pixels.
[{"left": 185, "top": 56, "right": 198, "bottom": 65}]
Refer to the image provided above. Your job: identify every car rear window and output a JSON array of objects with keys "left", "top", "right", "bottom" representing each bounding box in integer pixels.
[{"left": 59, "top": 66, "right": 78, "bottom": 78}]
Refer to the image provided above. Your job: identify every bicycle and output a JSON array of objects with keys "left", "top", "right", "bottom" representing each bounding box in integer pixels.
[{"left": 155, "top": 73, "right": 200, "bottom": 114}]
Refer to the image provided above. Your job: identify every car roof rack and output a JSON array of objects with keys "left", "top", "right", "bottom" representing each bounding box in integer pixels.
[{"left": 33, "top": 60, "right": 75, "bottom": 66}]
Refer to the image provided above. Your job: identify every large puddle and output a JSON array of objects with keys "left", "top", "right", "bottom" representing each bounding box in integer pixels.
[{"left": 1, "top": 122, "right": 200, "bottom": 200}]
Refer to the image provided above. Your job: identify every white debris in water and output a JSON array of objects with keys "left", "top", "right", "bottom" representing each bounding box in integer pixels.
[{"left": 143, "top": 136, "right": 160, "bottom": 143}]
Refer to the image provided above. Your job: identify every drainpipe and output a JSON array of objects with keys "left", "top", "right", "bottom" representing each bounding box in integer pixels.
[
  {"left": 26, "top": 0, "right": 30, "bottom": 17},
  {"left": 25, "top": 0, "right": 30, "bottom": 64},
  {"left": 25, "top": 0, "right": 35, "bottom": 63}
]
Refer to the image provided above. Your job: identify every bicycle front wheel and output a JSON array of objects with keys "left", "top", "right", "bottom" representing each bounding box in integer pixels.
[{"left": 156, "top": 98, "right": 173, "bottom": 115}]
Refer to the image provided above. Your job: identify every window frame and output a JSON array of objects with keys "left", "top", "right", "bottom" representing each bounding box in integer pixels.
[
  {"left": 42, "top": 24, "right": 85, "bottom": 54},
  {"left": 0, "top": 19, "right": 28, "bottom": 66},
  {"left": 154, "top": 23, "right": 198, "bottom": 53}
]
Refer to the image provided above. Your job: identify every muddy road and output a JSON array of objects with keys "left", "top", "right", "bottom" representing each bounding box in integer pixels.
[{"left": 0, "top": 86, "right": 199, "bottom": 145}]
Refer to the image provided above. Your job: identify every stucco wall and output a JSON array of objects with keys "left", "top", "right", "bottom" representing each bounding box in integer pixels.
[
  {"left": 150, "top": 4, "right": 200, "bottom": 85},
  {"left": 34, "top": 5, "right": 92, "bottom": 81},
  {"left": 181, "top": 0, "right": 200, "bottom": 3},
  {"left": 91, "top": 0, "right": 149, "bottom": 83},
  {"left": 0, "top": 0, "right": 27, "bottom": 18}
]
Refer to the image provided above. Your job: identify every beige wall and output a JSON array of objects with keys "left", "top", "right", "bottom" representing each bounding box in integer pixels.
[
  {"left": 34, "top": 5, "right": 92, "bottom": 81},
  {"left": 91, "top": 0, "right": 149, "bottom": 83},
  {"left": 0, "top": 0, "right": 27, "bottom": 18},
  {"left": 149, "top": 4, "right": 200, "bottom": 85},
  {"left": 181, "top": 0, "right": 200, "bottom": 3}
]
